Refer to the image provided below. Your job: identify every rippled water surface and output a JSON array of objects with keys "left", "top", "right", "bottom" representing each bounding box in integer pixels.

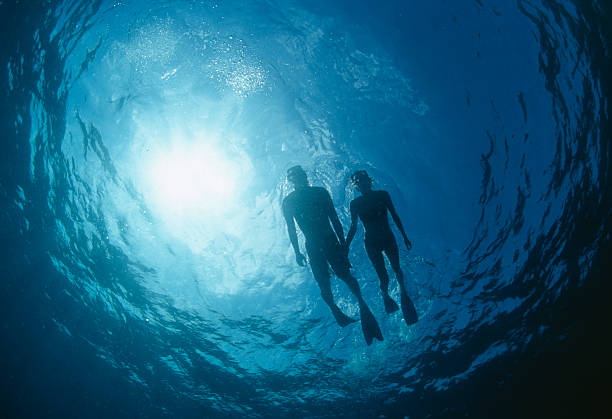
[{"left": 1, "top": 0, "right": 610, "bottom": 417}]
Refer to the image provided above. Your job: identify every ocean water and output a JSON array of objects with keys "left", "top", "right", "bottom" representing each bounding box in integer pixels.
[{"left": 1, "top": 0, "right": 610, "bottom": 417}]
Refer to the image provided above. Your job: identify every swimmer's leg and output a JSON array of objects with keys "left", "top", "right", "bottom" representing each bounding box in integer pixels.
[
  {"left": 385, "top": 240, "right": 418, "bottom": 325},
  {"left": 309, "top": 248, "right": 356, "bottom": 327},
  {"left": 328, "top": 248, "right": 383, "bottom": 345},
  {"left": 337, "top": 271, "right": 383, "bottom": 345},
  {"left": 319, "top": 274, "right": 357, "bottom": 327},
  {"left": 365, "top": 241, "right": 399, "bottom": 314}
]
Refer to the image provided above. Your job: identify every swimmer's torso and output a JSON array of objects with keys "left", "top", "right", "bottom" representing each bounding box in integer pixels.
[
  {"left": 350, "top": 190, "right": 394, "bottom": 242},
  {"left": 283, "top": 186, "right": 336, "bottom": 244}
]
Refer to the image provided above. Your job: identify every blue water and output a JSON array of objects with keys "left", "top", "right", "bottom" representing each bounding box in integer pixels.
[{"left": 1, "top": 0, "right": 610, "bottom": 417}]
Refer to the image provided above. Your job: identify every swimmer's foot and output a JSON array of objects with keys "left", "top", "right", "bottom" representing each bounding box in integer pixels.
[
  {"left": 383, "top": 294, "right": 400, "bottom": 314},
  {"left": 333, "top": 310, "right": 357, "bottom": 327},
  {"left": 400, "top": 292, "right": 418, "bottom": 326},
  {"left": 359, "top": 302, "right": 384, "bottom": 345}
]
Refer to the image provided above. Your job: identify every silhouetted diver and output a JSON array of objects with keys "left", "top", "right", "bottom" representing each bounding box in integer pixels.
[
  {"left": 346, "top": 170, "right": 418, "bottom": 326},
  {"left": 282, "top": 165, "right": 383, "bottom": 345}
]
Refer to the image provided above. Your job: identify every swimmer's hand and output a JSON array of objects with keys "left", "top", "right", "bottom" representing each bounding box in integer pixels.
[
  {"left": 295, "top": 252, "right": 307, "bottom": 266},
  {"left": 404, "top": 238, "right": 413, "bottom": 251}
]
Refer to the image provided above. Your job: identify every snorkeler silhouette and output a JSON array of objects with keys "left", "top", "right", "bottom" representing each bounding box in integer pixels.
[
  {"left": 346, "top": 170, "right": 418, "bottom": 326},
  {"left": 282, "top": 165, "right": 383, "bottom": 345}
]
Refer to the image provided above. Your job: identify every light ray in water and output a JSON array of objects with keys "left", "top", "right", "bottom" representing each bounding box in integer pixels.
[
  {"left": 143, "top": 136, "right": 241, "bottom": 217},
  {"left": 1, "top": 0, "right": 610, "bottom": 417}
]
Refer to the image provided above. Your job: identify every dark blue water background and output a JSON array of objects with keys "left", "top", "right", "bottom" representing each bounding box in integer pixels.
[{"left": 1, "top": 0, "right": 610, "bottom": 417}]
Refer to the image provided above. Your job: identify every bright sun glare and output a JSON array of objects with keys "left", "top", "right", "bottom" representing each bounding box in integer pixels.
[{"left": 144, "top": 140, "right": 242, "bottom": 218}]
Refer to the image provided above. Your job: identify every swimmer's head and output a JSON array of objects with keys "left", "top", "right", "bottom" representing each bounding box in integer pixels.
[
  {"left": 287, "top": 165, "right": 308, "bottom": 187},
  {"left": 351, "top": 170, "right": 373, "bottom": 191}
]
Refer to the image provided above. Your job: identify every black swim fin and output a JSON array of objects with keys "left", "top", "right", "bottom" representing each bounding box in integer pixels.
[
  {"left": 333, "top": 309, "right": 358, "bottom": 327},
  {"left": 359, "top": 303, "right": 384, "bottom": 345},
  {"left": 400, "top": 292, "right": 418, "bottom": 326},
  {"left": 383, "top": 294, "right": 400, "bottom": 314}
]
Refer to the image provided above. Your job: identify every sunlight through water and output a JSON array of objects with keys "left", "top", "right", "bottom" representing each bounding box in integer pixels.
[
  {"left": 2, "top": 0, "right": 610, "bottom": 417},
  {"left": 141, "top": 130, "right": 247, "bottom": 220}
]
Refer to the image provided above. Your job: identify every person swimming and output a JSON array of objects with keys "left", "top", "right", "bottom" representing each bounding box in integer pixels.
[
  {"left": 282, "top": 165, "right": 383, "bottom": 345},
  {"left": 346, "top": 170, "right": 418, "bottom": 326}
]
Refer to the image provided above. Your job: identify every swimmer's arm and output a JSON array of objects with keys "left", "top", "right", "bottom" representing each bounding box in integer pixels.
[
  {"left": 345, "top": 201, "right": 359, "bottom": 249},
  {"left": 385, "top": 191, "right": 412, "bottom": 250},
  {"left": 326, "top": 192, "right": 347, "bottom": 247},
  {"left": 282, "top": 201, "right": 306, "bottom": 266}
]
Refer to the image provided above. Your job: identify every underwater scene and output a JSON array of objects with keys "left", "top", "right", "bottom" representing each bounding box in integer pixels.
[{"left": 1, "top": 0, "right": 610, "bottom": 417}]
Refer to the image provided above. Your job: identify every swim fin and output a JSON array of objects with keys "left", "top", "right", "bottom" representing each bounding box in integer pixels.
[
  {"left": 333, "top": 309, "right": 358, "bottom": 327},
  {"left": 400, "top": 292, "right": 418, "bottom": 326},
  {"left": 359, "top": 302, "right": 384, "bottom": 345},
  {"left": 383, "top": 294, "right": 400, "bottom": 313}
]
